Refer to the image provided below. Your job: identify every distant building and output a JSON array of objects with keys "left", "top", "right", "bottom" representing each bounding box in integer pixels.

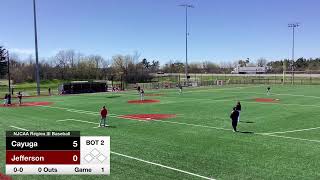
[{"left": 231, "top": 66, "right": 269, "bottom": 74}]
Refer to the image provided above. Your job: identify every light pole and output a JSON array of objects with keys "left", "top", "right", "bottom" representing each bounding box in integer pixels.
[
  {"left": 179, "top": 4, "right": 194, "bottom": 86},
  {"left": 33, "top": 0, "right": 41, "bottom": 95},
  {"left": 288, "top": 23, "right": 300, "bottom": 85}
]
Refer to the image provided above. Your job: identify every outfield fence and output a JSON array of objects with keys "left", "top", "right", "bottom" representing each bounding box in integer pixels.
[
  {"left": 130, "top": 73, "right": 320, "bottom": 90},
  {"left": 1, "top": 72, "right": 320, "bottom": 94}
]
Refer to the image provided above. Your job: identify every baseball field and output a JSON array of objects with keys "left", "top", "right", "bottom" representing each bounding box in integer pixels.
[{"left": 1, "top": 85, "right": 319, "bottom": 180}]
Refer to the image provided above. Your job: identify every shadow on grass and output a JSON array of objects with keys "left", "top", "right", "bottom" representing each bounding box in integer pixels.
[
  {"left": 238, "top": 131, "right": 254, "bottom": 134},
  {"left": 98, "top": 125, "right": 116, "bottom": 128},
  {"left": 106, "top": 125, "right": 116, "bottom": 128},
  {"left": 106, "top": 96, "right": 121, "bottom": 99},
  {"left": 240, "top": 121, "right": 255, "bottom": 124}
]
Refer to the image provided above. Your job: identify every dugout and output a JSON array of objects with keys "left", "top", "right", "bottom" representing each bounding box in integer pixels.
[{"left": 59, "top": 82, "right": 107, "bottom": 94}]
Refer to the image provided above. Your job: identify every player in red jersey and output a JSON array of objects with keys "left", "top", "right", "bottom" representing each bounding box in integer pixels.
[{"left": 100, "top": 106, "right": 108, "bottom": 127}]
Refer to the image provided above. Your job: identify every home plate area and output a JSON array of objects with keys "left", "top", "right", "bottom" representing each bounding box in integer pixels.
[
  {"left": 0, "top": 101, "right": 53, "bottom": 108},
  {"left": 255, "top": 98, "right": 280, "bottom": 103},
  {"left": 118, "top": 114, "right": 176, "bottom": 121}
]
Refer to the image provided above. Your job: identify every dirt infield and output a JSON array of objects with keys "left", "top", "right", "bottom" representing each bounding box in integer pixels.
[
  {"left": 119, "top": 114, "right": 176, "bottom": 121},
  {"left": 128, "top": 99, "right": 160, "bottom": 104},
  {"left": 255, "top": 98, "right": 279, "bottom": 103},
  {"left": 0, "top": 101, "right": 53, "bottom": 108},
  {"left": 145, "top": 94, "right": 164, "bottom": 96}
]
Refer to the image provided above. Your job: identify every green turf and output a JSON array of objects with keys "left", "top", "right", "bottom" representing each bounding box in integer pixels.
[
  {"left": 1, "top": 85, "right": 320, "bottom": 179},
  {"left": 0, "top": 79, "right": 64, "bottom": 97}
]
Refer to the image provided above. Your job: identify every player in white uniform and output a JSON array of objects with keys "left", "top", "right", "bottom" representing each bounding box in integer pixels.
[
  {"left": 267, "top": 87, "right": 271, "bottom": 95},
  {"left": 178, "top": 84, "right": 182, "bottom": 94},
  {"left": 140, "top": 89, "right": 144, "bottom": 100}
]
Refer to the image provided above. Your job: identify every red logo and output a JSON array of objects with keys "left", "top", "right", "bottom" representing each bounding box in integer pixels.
[{"left": 0, "top": 173, "right": 12, "bottom": 180}]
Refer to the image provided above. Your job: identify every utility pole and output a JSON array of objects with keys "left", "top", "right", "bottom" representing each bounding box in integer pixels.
[
  {"left": 288, "top": 23, "right": 300, "bottom": 85},
  {"left": 282, "top": 59, "right": 286, "bottom": 85},
  {"left": 33, "top": 0, "right": 41, "bottom": 95},
  {"left": 179, "top": 4, "right": 194, "bottom": 86}
]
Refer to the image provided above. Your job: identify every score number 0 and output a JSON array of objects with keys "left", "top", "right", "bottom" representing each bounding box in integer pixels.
[{"left": 73, "top": 140, "right": 79, "bottom": 162}]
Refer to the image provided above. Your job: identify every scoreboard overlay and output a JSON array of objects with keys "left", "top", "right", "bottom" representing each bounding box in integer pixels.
[{"left": 5, "top": 131, "right": 110, "bottom": 175}]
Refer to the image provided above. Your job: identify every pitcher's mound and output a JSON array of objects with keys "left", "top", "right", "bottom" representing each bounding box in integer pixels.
[
  {"left": 255, "top": 98, "right": 279, "bottom": 103},
  {"left": 0, "top": 101, "right": 53, "bottom": 108},
  {"left": 119, "top": 114, "right": 176, "bottom": 121},
  {"left": 128, "top": 99, "right": 160, "bottom": 104}
]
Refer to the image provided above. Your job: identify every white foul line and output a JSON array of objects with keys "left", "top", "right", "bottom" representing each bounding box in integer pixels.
[
  {"left": 41, "top": 105, "right": 320, "bottom": 144},
  {"left": 259, "top": 133, "right": 320, "bottom": 143},
  {"left": 224, "top": 91, "right": 320, "bottom": 99},
  {"left": 273, "top": 93, "right": 320, "bottom": 99},
  {"left": 111, "top": 151, "right": 215, "bottom": 180},
  {"left": 40, "top": 105, "right": 119, "bottom": 117},
  {"left": 41, "top": 105, "right": 228, "bottom": 130},
  {"left": 116, "top": 116, "right": 150, "bottom": 122},
  {"left": 56, "top": 118, "right": 113, "bottom": 128},
  {"left": 8, "top": 122, "right": 215, "bottom": 179},
  {"left": 261, "top": 126, "right": 320, "bottom": 135},
  {"left": 9, "top": 126, "right": 29, "bottom": 131},
  {"left": 153, "top": 119, "right": 231, "bottom": 131},
  {"left": 148, "top": 92, "right": 320, "bottom": 108},
  {"left": 57, "top": 118, "right": 99, "bottom": 125}
]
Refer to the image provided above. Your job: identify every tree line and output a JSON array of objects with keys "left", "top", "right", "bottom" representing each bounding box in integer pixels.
[
  {"left": 267, "top": 58, "right": 320, "bottom": 73},
  {"left": 0, "top": 46, "right": 8, "bottom": 77},
  {"left": 1, "top": 47, "right": 320, "bottom": 84},
  {"left": 0, "top": 49, "right": 161, "bottom": 83}
]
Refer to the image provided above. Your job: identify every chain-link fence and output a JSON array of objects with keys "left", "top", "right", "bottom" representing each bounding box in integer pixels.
[{"left": 127, "top": 73, "right": 320, "bottom": 90}]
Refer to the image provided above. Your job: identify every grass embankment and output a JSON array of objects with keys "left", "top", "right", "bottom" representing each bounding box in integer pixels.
[{"left": 0, "top": 79, "right": 64, "bottom": 96}]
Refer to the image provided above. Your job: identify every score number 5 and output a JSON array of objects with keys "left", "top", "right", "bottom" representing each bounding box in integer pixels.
[
  {"left": 73, "top": 141, "right": 78, "bottom": 147},
  {"left": 73, "top": 141, "right": 79, "bottom": 162}
]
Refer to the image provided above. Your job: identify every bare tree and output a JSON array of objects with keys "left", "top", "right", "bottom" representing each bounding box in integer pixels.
[
  {"left": 189, "top": 62, "right": 202, "bottom": 73},
  {"left": 0, "top": 46, "right": 8, "bottom": 77},
  {"left": 203, "top": 61, "right": 220, "bottom": 73},
  {"left": 150, "top": 60, "right": 160, "bottom": 73},
  {"left": 132, "top": 51, "right": 141, "bottom": 64},
  {"left": 256, "top": 58, "right": 268, "bottom": 67},
  {"left": 54, "top": 50, "right": 69, "bottom": 79}
]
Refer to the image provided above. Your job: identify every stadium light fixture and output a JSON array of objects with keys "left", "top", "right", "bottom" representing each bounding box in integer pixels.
[
  {"left": 179, "top": 4, "right": 194, "bottom": 86},
  {"left": 288, "top": 23, "right": 300, "bottom": 85}
]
